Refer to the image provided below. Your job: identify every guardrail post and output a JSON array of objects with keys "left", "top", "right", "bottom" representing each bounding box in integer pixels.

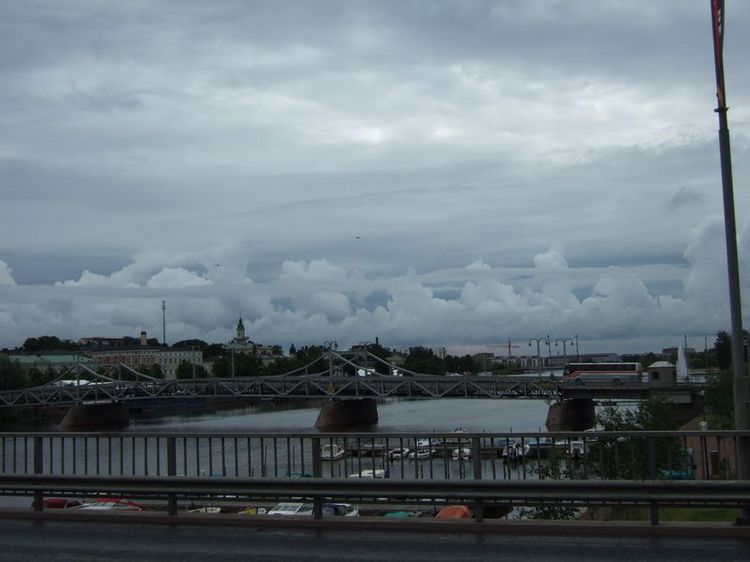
[
  {"left": 312, "top": 437, "right": 323, "bottom": 520},
  {"left": 471, "top": 437, "right": 482, "bottom": 480},
  {"left": 647, "top": 437, "right": 658, "bottom": 525},
  {"left": 167, "top": 437, "right": 177, "bottom": 516},
  {"left": 471, "top": 437, "right": 483, "bottom": 522},
  {"left": 33, "top": 436, "right": 43, "bottom": 512}
]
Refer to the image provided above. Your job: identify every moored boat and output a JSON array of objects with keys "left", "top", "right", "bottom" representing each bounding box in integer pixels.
[{"left": 321, "top": 443, "right": 346, "bottom": 461}]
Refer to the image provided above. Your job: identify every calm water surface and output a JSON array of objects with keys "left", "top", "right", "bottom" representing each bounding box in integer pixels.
[{"left": 126, "top": 398, "right": 552, "bottom": 434}]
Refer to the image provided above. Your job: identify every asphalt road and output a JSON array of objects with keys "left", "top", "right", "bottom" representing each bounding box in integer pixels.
[{"left": 0, "top": 520, "right": 748, "bottom": 562}]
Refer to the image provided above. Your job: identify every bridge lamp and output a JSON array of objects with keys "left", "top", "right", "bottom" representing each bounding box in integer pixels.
[
  {"left": 359, "top": 341, "right": 372, "bottom": 374},
  {"left": 322, "top": 340, "right": 338, "bottom": 386}
]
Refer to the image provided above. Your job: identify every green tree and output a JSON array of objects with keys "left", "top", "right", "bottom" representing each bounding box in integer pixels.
[
  {"left": 714, "top": 331, "right": 732, "bottom": 371},
  {"left": 520, "top": 461, "right": 580, "bottom": 520},
  {"left": 145, "top": 364, "right": 164, "bottom": 379},
  {"left": 204, "top": 344, "right": 225, "bottom": 359},
  {"left": 263, "top": 356, "right": 309, "bottom": 376},
  {"left": 172, "top": 339, "right": 209, "bottom": 350},
  {"left": 0, "top": 355, "right": 27, "bottom": 390},
  {"left": 404, "top": 347, "right": 446, "bottom": 375},
  {"left": 211, "top": 353, "right": 263, "bottom": 377},
  {"left": 595, "top": 398, "right": 680, "bottom": 479},
  {"left": 704, "top": 370, "right": 734, "bottom": 429},
  {"left": 28, "top": 367, "right": 58, "bottom": 387},
  {"left": 175, "top": 361, "right": 208, "bottom": 379},
  {"left": 22, "top": 336, "right": 79, "bottom": 353}
]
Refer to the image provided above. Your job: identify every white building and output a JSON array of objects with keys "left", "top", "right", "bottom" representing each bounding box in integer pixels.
[{"left": 86, "top": 331, "right": 203, "bottom": 379}]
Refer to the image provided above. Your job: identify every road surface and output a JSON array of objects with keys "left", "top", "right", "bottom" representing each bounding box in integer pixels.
[{"left": 0, "top": 520, "right": 747, "bottom": 561}]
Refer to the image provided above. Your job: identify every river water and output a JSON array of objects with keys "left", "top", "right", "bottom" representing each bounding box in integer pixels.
[{"left": 125, "top": 398, "right": 552, "bottom": 434}]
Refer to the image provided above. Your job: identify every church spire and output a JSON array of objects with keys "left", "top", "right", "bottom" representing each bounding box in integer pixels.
[{"left": 236, "top": 314, "right": 246, "bottom": 343}]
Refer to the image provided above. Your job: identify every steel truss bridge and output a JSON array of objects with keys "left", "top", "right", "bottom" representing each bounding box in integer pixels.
[{"left": 0, "top": 350, "right": 705, "bottom": 409}]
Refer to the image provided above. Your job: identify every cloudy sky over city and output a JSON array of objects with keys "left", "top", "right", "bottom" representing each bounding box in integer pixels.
[{"left": 2, "top": 1, "right": 750, "bottom": 355}]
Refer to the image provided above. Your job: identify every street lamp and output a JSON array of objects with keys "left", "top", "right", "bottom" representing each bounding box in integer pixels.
[
  {"left": 529, "top": 336, "right": 548, "bottom": 375},
  {"left": 359, "top": 340, "right": 372, "bottom": 375},
  {"left": 555, "top": 338, "right": 574, "bottom": 363},
  {"left": 323, "top": 340, "right": 338, "bottom": 386}
]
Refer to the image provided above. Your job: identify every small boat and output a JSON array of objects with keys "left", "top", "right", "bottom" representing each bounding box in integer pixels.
[
  {"left": 503, "top": 441, "right": 531, "bottom": 459},
  {"left": 348, "top": 468, "right": 386, "bottom": 478},
  {"left": 321, "top": 443, "right": 345, "bottom": 461},
  {"left": 388, "top": 447, "right": 410, "bottom": 460},
  {"left": 452, "top": 447, "right": 471, "bottom": 461},
  {"left": 408, "top": 448, "right": 433, "bottom": 460},
  {"left": 415, "top": 437, "right": 442, "bottom": 448},
  {"left": 347, "top": 442, "right": 388, "bottom": 457},
  {"left": 568, "top": 440, "right": 585, "bottom": 460},
  {"left": 444, "top": 429, "right": 467, "bottom": 444}
]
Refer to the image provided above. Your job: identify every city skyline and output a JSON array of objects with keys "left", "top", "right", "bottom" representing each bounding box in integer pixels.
[{"left": 1, "top": 1, "right": 749, "bottom": 354}]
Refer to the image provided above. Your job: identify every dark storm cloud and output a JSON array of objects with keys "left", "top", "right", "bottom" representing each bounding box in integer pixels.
[{"left": 1, "top": 1, "right": 749, "bottom": 353}]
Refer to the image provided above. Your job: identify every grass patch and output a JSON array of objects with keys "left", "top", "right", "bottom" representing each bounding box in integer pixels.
[
  {"left": 660, "top": 507, "right": 740, "bottom": 522},
  {"left": 598, "top": 506, "right": 740, "bottom": 522}
]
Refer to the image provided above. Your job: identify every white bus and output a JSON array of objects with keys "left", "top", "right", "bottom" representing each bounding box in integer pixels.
[{"left": 562, "top": 362, "right": 642, "bottom": 384}]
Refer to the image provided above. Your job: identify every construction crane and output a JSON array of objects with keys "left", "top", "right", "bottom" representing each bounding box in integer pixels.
[{"left": 487, "top": 338, "right": 520, "bottom": 360}]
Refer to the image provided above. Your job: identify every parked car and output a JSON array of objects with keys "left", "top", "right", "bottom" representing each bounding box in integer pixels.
[
  {"left": 436, "top": 505, "right": 472, "bottom": 519},
  {"left": 267, "top": 502, "right": 314, "bottom": 516},
  {"left": 266, "top": 502, "right": 358, "bottom": 517},
  {"left": 41, "top": 498, "right": 83, "bottom": 509},
  {"left": 76, "top": 498, "right": 144, "bottom": 511}
]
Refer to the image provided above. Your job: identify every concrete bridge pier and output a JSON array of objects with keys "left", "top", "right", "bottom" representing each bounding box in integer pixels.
[
  {"left": 545, "top": 399, "right": 595, "bottom": 431},
  {"left": 60, "top": 402, "right": 130, "bottom": 430},
  {"left": 314, "top": 398, "right": 378, "bottom": 429}
]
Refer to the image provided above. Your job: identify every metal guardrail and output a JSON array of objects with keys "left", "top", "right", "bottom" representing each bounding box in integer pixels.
[
  {"left": 0, "top": 430, "right": 744, "bottom": 484},
  {"left": 1, "top": 473, "right": 748, "bottom": 525}
]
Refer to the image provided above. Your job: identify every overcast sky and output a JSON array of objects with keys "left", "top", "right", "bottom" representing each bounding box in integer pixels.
[{"left": 2, "top": 1, "right": 750, "bottom": 356}]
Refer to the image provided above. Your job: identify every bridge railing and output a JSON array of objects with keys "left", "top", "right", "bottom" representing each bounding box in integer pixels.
[
  {"left": 0, "top": 430, "right": 744, "bottom": 483},
  {"left": 2, "top": 473, "right": 748, "bottom": 526}
]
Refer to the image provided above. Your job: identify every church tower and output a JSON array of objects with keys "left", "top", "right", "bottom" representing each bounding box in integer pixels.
[{"left": 235, "top": 316, "right": 247, "bottom": 344}]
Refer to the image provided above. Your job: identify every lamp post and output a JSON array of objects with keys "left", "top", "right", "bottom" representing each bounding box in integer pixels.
[
  {"left": 323, "top": 340, "right": 338, "bottom": 386},
  {"left": 555, "top": 338, "right": 574, "bottom": 363},
  {"left": 529, "top": 337, "right": 547, "bottom": 375},
  {"left": 359, "top": 340, "right": 372, "bottom": 375},
  {"left": 710, "top": 1, "right": 750, "bottom": 513}
]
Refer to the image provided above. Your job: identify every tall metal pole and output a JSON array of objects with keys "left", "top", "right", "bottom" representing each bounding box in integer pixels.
[
  {"left": 161, "top": 300, "right": 166, "bottom": 347},
  {"left": 324, "top": 340, "right": 338, "bottom": 387},
  {"left": 709, "top": 0, "right": 750, "bottom": 511}
]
